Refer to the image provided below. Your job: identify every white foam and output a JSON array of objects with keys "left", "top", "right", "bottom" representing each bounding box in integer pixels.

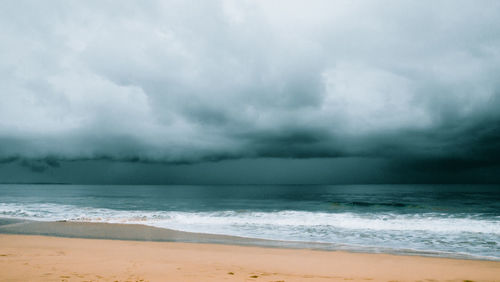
[
  {"left": 1, "top": 202, "right": 499, "bottom": 259},
  {"left": 1, "top": 203, "right": 498, "bottom": 234}
]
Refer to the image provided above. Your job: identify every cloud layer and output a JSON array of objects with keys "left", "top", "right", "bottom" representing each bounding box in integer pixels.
[{"left": 1, "top": 0, "right": 500, "bottom": 166}]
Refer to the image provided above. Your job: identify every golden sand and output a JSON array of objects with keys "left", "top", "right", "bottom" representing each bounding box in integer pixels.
[{"left": 1, "top": 234, "right": 499, "bottom": 281}]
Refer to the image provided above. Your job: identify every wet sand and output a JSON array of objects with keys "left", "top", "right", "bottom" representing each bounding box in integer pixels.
[{"left": 1, "top": 233, "right": 499, "bottom": 282}]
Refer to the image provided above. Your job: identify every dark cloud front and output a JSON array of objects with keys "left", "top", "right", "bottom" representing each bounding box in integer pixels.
[{"left": 1, "top": 0, "right": 500, "bottom": 182}]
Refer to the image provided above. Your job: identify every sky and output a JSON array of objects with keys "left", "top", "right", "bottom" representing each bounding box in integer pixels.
[{"left": 1, "top": 0, "right": 500, "bottom": 184}]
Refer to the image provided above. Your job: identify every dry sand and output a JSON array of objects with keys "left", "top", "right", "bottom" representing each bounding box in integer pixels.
[{"left": 0, "top": 234, "right": 499, "bottom": 282}]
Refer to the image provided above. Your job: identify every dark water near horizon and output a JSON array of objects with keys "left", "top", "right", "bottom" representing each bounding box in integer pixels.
[{"left": 0, "top": 184, "right": 499, "bottom": 259}]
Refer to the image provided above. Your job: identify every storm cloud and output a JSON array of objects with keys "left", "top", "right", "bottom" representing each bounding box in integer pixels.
[{"left": 1, "top": 0, "right": 500, "bottom": 176}]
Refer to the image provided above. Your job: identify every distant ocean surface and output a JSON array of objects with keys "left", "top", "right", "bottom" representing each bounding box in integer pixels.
[{"left": 0, "top": 184, "right": 499, "bottom": 260}]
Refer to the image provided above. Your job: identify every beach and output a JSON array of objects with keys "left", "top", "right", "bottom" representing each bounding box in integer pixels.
[
  {"left": 1, "top": 233, "right": 499, "bottom": 282},
  {"left": 1, "top": 184, "right": 499, "bottom": 260},
  {"left": 2, "top": 0, "right": 500, "bottom": 280},
  {"left": 1, "top": 184, "right": 499, "bottom": 281}
]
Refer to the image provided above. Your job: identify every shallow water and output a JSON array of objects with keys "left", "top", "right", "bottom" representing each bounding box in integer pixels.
[{"left": 0, "top": 184, "right": 499, "bottom": 259}]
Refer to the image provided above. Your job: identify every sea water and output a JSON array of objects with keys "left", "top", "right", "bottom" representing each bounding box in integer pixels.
[{"left": 0, "top": 184, "right": 498, "bottom": 260}]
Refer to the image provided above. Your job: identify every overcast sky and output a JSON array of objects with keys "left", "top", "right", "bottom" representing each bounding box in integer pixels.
[{"left": 1, "top": 1, "right": 500, "bottom": 183}]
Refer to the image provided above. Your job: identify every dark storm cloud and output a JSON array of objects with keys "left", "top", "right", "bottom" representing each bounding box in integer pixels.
[{"left": 1, "top": 0, "right": 500, "bottom": 171}]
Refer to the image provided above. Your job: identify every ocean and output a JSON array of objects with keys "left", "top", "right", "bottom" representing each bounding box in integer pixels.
[{"left": 0, "top": 184, "right": 499, "bottom": 260}]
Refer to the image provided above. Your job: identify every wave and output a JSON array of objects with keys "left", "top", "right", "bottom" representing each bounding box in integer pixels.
[
  {"left": 1, "top": 202, "right": 498, "bottom": 233},
  {"left": 1, "top": 202, "right": 499, "bottom": 259},
  {"left": 333, "top": 201, "right": 410, "bottom": 207}
]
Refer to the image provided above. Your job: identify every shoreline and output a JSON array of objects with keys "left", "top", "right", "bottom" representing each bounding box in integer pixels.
[
  {"left": 1, "top": 233, "right": 499, "bottom": 281},
  {"left": 0, "top": 217, "right": 498, "bottom": 262}
]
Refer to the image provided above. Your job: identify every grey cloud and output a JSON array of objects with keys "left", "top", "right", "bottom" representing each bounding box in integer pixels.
[{"left": 1, "top": 0, "right": 500, "bottom": 171}]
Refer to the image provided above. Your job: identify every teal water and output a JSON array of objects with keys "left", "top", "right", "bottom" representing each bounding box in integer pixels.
[{"left": 0, "top": 184, "right": 499, "bottom": 259}]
